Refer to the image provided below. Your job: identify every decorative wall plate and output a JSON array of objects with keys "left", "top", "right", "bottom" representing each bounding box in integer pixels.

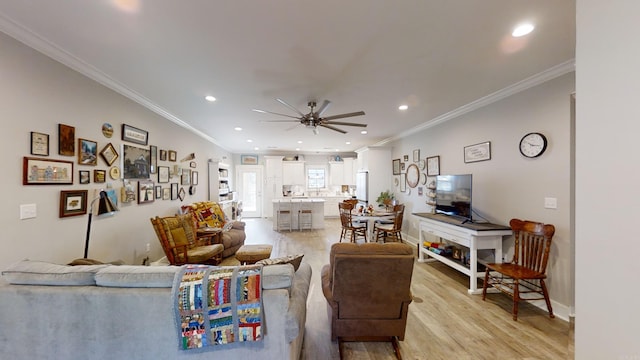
[
  {"left": 109, "top": 166, "right": 120, "bottom": 180},
  {"left": 394, "top": 177, "right": 399, "bottom": 186},
  {"left": 421, "top": 173, "right": 427, "bottom": 185}
]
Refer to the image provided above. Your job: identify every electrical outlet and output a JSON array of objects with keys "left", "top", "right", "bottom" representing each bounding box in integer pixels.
[{"left": 146, "top": 243, "right": 151, "bottom": 252}]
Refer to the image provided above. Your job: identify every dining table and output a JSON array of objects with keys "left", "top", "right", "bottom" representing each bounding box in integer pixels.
[{"left": 353, "top": 211, "right": 395, "bottom": 241}]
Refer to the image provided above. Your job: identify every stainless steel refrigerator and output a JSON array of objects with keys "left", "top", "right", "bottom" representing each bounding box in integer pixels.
[{"left": 355, "top": 171, "right": 369, "bottom": 204}]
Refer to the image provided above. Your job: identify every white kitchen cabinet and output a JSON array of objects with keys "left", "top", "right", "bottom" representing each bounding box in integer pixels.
[
  {"left": 282, "top": 161, "right": 305, "bottom": 185},
  {"left": 329, "top": 162, "right": 345, "bottom": 186},
  {"left": 322, "top": 196, "right": 350, "bottom": 217},
  {"left": 343, "top": 157, "right": 356, "bottom": 185}
]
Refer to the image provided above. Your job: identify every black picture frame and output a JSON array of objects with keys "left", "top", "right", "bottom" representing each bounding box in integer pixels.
[
  {"left": 122, "top": 124, "right": 148, "bottom": 145},
  {"left": 149, "top": 145, "right": 157, "bottom": 174},
  {"left": 170, "top": 183, "right": 178, "bottom": 200},
  {"left": 79, "top": 170, "right": 90, "bottom": 184},
  {"left": 30, "top": 131, "right": 49, "bottom": 156},
  {"left": 122, "top": 144, "right": 150, "bottom": 179},
  {"left": 392, "top": 159, "right": 401, "bottom": 175}
]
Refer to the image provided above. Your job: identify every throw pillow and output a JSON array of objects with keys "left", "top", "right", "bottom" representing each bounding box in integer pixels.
[
  {"left": 170, "top": 227, "right": 189, "bottom": 246},
  {"left": 256, "top": 254, "right": 304, "bottom": 271}
]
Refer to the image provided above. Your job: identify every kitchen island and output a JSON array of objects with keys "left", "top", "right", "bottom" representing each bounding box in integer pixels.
[{"left": 272, "top": 198, "right": 325, "bottom": 230}]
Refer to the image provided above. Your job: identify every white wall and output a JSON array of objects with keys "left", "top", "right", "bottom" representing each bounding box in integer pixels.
[
  {"left": 0, "top": 32, "right": 231, "bottom": 268},
  {"left": 576, "top": 1, "right": 640, "bottom": 358},
  {"left": 389, "top": 73, "right": 575, "bottom": 315}
]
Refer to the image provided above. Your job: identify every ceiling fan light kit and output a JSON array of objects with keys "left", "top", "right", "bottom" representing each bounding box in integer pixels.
[{"left": 254, "top": 98, "right": 367, "bottom": 134}]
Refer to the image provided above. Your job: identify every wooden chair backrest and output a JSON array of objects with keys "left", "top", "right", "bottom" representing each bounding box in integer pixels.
[
  {"left": 509, "top": 218, "right": 555, "bottom": 275},
  {"left": 393, "top": 204, "right": 405, "bottom": 230},
  {"left": 338, "top": 202, "right": 354, "bottom": 228}
]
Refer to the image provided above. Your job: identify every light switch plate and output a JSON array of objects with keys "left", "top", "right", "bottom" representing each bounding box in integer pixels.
[
  {"left": 20, "top": 203, "right": 37, "bottom": 219},
  {"left": 544, "top": 197, "right": 557, "bottom": 209}
]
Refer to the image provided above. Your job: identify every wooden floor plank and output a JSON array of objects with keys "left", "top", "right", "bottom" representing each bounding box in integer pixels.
[{"left": 237, "top": 218, "right": 572, "bottom": 360}]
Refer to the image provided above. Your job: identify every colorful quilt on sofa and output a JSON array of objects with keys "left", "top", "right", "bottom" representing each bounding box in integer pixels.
[{"left": 172, "top": 264, "right": 263, "bottom": 351}]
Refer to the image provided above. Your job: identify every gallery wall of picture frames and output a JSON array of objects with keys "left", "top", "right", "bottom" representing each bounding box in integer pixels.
[{"left": 24, "top": 122, "right": 201, "bottom": 213}]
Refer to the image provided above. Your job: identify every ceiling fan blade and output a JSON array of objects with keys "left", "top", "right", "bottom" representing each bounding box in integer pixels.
[
  {"left": 259, "top": 119, "right": 301, "bottom": 123},
  {"left": 276, "top": 98, "right": 307, "bottom": 117},
  {"left": 315, "top": 100, "right": 331, "bottom": 117},
  {"left": 319, "top": 124, "right": 347, "bottom": 134},
  {"left": 285, "top": 123, "right": 301, "bottom": 131},
  {"left": 252, "top": 108, "right": 301, "bottom": 119},
  {"left": 321, "top": 111, "right": 365, "bottom": 121},
  {"left": 322, "top": 121, "right": 367, "bottom": 127}
]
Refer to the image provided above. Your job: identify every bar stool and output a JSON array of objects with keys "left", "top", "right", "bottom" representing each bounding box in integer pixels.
[
  {"left": 277, "top": 201, "right": 292, "bottom": 231},
  {"left": 298, "top": 203, "right": 313, "bottom": 231}
]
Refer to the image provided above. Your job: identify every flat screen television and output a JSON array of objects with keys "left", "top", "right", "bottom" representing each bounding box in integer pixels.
[{"left": 435, "top": 174, "right": 473, "bottom": 222}]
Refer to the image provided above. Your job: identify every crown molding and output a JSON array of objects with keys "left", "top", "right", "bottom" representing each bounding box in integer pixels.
[
  {"left": 0, "top": 14, "right": 227, "bottom": 150},
  {"left": 371, "top": 59, "right": 576, "bottom": 148}
]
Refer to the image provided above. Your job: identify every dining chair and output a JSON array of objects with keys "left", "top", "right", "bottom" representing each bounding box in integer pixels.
[
  {"left": 373, "top": 204, "right": 405, "bottom": 242},
  {"left": 338, "top": 201, "right": 367, "bottom": 243},
  {"left": 481, "top": 218, "right": 555, "bottom": 321}
]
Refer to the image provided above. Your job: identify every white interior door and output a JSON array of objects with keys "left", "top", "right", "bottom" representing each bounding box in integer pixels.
[{"left": 236, "top": 165, "right": 263, "bottom": 218}]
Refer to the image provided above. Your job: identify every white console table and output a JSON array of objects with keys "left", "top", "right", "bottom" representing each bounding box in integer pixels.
[{"left": 414, "top": 213, "right": 512, "bottom": 294}]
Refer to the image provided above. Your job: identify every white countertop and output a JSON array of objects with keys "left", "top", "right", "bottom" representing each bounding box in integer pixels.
[{"left": 273, "top": 198, "right": 326, "bottom": 203}]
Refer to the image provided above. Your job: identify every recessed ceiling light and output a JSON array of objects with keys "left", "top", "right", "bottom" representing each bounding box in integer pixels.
[
  {"left": 254, "top": 147, "right": 259, "bottom": 150},
  {"left": 205, "top": 95, "right": 216, "bottom": 102},
  {"left": 297, "top": 140, "right": 303, "bottom": 144},
  {"left": 398, "top": 105, "right": 408, "bottom": 110},
  {"left": 345, "top": 141, "right": 351, "bottom": 145},
  {"left": 247, "top": 139, "right": 253, "bottom": 143},
  {"left": 512, "top": 23, "right": 534, "bottom": 37},
  {"left": 361, "top": 130, "right": 367, "bottom": 135},
  {"left": 295, "top": 148, "right": 300, "bottom": 151},
  {"left": 234, "top": 127, "right": 242, "bottom": 131},
  {"left": 335, "top": 149, "right": 340, "bottom": 152}
]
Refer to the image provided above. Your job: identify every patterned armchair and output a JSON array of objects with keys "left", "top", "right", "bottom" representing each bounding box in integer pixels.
[
  {"left": 181, "top": 201, "right": 246, "bottom": 258},
  {"left": 149, "top": 214, "right": 224, "bottom": 265}
]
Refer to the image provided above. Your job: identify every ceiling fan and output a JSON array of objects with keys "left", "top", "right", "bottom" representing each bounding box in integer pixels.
[{"left": 253, "top": 99, "right": 367, "bottom": 134}]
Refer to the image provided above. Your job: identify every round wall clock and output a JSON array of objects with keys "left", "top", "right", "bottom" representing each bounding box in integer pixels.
[
  {"left": 406, "top": 164, "right": 420, "bottom": 188},
  {"left": 519, "top": 132, "right": 548, "bottom": 158}
]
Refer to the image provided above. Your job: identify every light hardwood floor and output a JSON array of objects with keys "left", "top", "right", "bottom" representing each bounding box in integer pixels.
[{"left": 237, "top": 218, "right": 573, "bottom": 360}]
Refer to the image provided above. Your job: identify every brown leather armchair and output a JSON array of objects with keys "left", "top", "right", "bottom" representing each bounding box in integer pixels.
[{"left": 321, "top": 242, "right": 415, "bottom": 359}]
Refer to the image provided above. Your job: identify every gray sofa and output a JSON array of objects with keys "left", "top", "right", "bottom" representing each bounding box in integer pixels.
[{"left": 0, "top": 260, "right": 312, "bottom": 360}]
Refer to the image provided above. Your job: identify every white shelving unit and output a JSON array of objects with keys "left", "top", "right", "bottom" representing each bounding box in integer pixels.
[{"left": 208, "top": 159, "right": 231, "bottom": 202}]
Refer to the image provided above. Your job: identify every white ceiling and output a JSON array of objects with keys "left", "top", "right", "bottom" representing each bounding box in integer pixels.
[{"left": 0, "top": 0, "right": 575, "bottom": 155}]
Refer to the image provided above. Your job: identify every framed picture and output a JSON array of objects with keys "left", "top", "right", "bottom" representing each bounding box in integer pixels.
[
  {"left": 464, "top": 141, "right": 492, "bottom": 163},
  {"left": 178, "top": 187, "right": 186, "bottom": 201},
  {"left": 121, "top": 179, "right": 136, "bottom": 203},
  {"left": 168, "top": 150, "right": 177, "bottom": 162},
  {"left": 23, "top": 157, "right": 73, "bottom": 185},
  {"left": 58, "top": 124, "right": 75, "bottom": 156},
  {"left": 400, "top": 173, "right": 406, "bottom": 192},
  {"left": 100, "top": 143, "right": 119, "bottom": 166},
  {"left": 79, "top": 170, "right": 90, "bottom": 184},
  {"left": 105, "top": 189, "right": 118, "bottom": 208},
  {"left": 30, "top": 131, "right": 49, "bottom": 156},
  {"left": 427, "top": 155, "right": 440, "bottom": 176},
  {"left": 413, "top": 149, "right": 420, "bottom": 162},
  {"left": 59, "top": 190, "right": 88, "bottom": 218},
  {"left": 189, "top": 161, "right": 197, "bottom": 168},
  {"left": 155, "top": 185, "right": 162, "bottom": 199},
  {"left": 158, "top": 166, "right": 170, "bottom": 183},
  {"left": 94, "top": 169, "right": 106, "bottom": 183},
  {"left": 159, "top": 149, "right": 167, "bottom": 161},
  {"left": 191, "top": 171, "right": 198, "bottom": 185},
  {"left": 122, "top": 144, "right": 150, "bottom": 179},
  {"left": 149, "top": 145, "right": 157, "bottom": 174},
  {"left": 392, "top": 159, "right": 401, "bottom": 175},
  {"left": 401, "top": 162, "right": 405, "bottom": 171},
  {"left": 241, "top": 154, "right": 258, "bottom": 165},
  {"left": 122, "top": 124, "right": 148, "bottom": 145},
  {"left": 138, "top": 180, "right": 155, "bottom": 204},
  {"left": 162, "top": 187, "right": 170, "bottom": 200},
  {"left": 78, "top": 138, "right": 98, "bottom": 166},
  {"left": 181, "top": 169, "right": 191, "bottom": 185},
  {"left": 403, "top": 155, "right": 409, "bottom": 162},
  {"left": 170, "top": 183, "right": 178, "bottom": 200}
]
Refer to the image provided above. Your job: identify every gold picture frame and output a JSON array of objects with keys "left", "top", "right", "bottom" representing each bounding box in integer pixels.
[{"left": 100, "top": 142, "right": 119, "bottom": 166}]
